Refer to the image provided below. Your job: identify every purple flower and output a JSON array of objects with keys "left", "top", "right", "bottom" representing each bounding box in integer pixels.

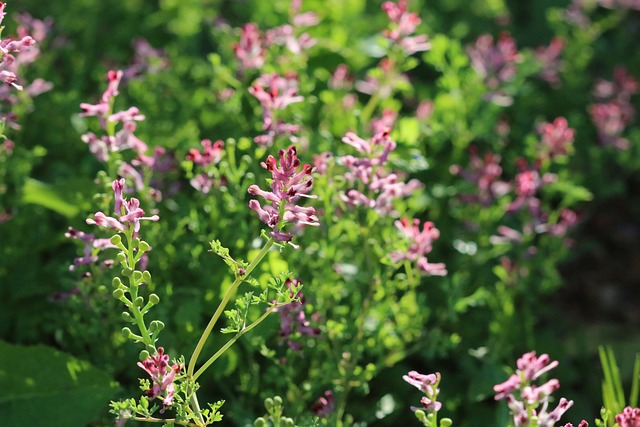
[
  {"left": 403, "top": 371, "right": 443, "bottom": 413},
  {"left": 311, "top": 390, "right": 334, "bottom": 417},
  {"left": 248, "top": 146, "right": 318, "bottom": 247},
  {"left": 340, "top": 129, "right": 421, "bottom": 215},
  {"left": 137, "top": 347, "right": 183, "bottom": 408},
  {"left": 391, "top": 218, "right": 447, "bottom": 276},
  {"left": 495, "top": 351, "right": 573, "bottom": 427},
  {"left": 86, "top": 178, "right": 159, "bottom": 235},
  {"left": 450, "top": 146, "right": 509, "bottom": 207},
  {"left": 65, "top": 226, "right": 117, "bottom": 271},
  {"left": 274, "top": 278, "right": 320, "bottom": 351}
]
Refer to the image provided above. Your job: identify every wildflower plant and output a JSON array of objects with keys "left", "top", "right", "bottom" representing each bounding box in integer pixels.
[
  {"left": 80, "top": 143, "right": 319, "bottom": 425},
  {"left": 494, "top": 351, "right": 574, "bottom": 427}
]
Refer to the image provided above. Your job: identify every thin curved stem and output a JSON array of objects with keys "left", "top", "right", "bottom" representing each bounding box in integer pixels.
[
  {"left": 187, "top": 237, "right": 275, "bottom": 377},
  {"left": 193, "top": 304, "right": 278, "bottom": 381}
]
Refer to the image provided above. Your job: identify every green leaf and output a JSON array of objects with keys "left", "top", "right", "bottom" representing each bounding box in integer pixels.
[
  {"left": 0, "top": 341, "right": 120, "bottom": 427},
  {"left": 21, "top": 178, "right": 80, "bottom": 218}
]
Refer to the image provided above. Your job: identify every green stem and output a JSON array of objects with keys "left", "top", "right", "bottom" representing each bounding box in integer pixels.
[
  {"left": 187, "top": 237, "right": 275, "bottom": 377},
  {"left": 189, "top": 392, "right": 206, "bottom": 427},
  {"left": 132, "top": 416, "right": 197, "bottom": 426},
  {"left": 124, "top": 230, "right": 153, "bottom": 349},
  {"left": 193, "top": 304, "right": 278, "bottom": 381},
  {"left": 360, "top": 91, "right": 381, "bottom": 126}
]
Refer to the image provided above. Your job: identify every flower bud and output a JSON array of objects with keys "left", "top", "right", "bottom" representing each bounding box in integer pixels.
[
  {"left": 138, "top": 240, "right": 150, "bottom": 252},
  {"left": 112, "top": 277, "right": 123, "bottom": 288},
  {"left": 441, "top": 418, "right": 453, "bottom": 427},
  {"left": 142, "top": 270, "right": 152, "bottom": 282},
  {"left": 154, "top": 320, "right": 165, "bottom": 331},
  {"left": 116, "top": 252, "right": 127, "bottom": 264},
  {"left": 134, "top": 296, "right": 144, "bottom": 308},
  {"left": 133, "top": 237, "right": 141, "bottom": 247},
  {"left": 112, "top": 288, "right": 125, "bottom": 300},
  {"left": 139, "top": 350, "right": 150, "bottom": 361},
  {"left": 110, "top": 235, "right": 122, "bottom": 246},
  {"left": 132, "top": 270, "right": 143, "bottom": 282},
  {"left": 121, "top": 327, "right": 132, "bottom": 338},
  {"left": 149, "top": 294, "right": 160, "bottom": 305},
  {"left": 264, "top": 398, "right": 274, "bottom": 411},
  {"left": 253, "top": 418, "right": 267, "bottom": 427},
  {"left": 97, "top": 285, "right": 107, "bottom": 294},
  {"left": 122, "top": 312, "right": 133, "bottom": 322},
  {"left": 122, "top": 267, "right": 133, "bottom": 277},
  {"left": 274, "top": 396, "right": 283, "bottom": 406},
  {"left": 283, "top": 418, "right": 294, "bottom": 427}
]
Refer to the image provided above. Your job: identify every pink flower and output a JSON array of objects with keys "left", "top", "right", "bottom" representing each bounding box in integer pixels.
[
  {"left": 538, "top": 117, "right": 575, "bottom": 159},
  {"left": 495, "top": 352, "right": 573, "bottom": 427},
  {"left": 392, "top": 218, "right": 447, "bottom": 276},
  {"left": 234, "top": 23, "right": 265, "bottom": 71},
  {"left": 274, "top": 278, "right": 320, "bottom": 351},
  {"left": 137, "top": 347, "right": 183, "bottom": 408},
  {"left": 249, "top": 73, "right": 303, "bottom": 146},
  {"left": 616, "top": 406, "right": 640, "bottom": 427},
  {"left": 403, "top": 371, "right": 443, "bottom": 413},
  {"left": 536, "top": 38, "right": 564, "bottom": 87},
  {"left": 186, "top": 139, "right": 224, "bottom": 167},
  {"left": 467, "top": 32, "right": 521, "bottom": 104},
  {"left": 248, "top": 146, "right": 318, "bottom": 246},
  {"left": 311, "top": 391, "right": 334, "bottom": 417},
  {"left": 86, "top": 178, "right": 159, "bottom": 235},
  {"left": 450, "top": 146, "right": 509, "bottom": 207}
]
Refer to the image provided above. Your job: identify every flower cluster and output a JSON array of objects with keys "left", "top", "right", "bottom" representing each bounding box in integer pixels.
[
  {"left": 86, "top": 178, "right": 159, "bottom": 235},
  {"left": 381, "top": 0, "right": 431, "bottom": 55},
  {"left": 0, "top": 2, "right": 36, "bottom": 91},
  {"left": 537, "top": 117, "right": 575, "bottom": 160},
  {"left": 186, "top": 139, "right": 225, "bottom": 194},
  {"left": 233, "top": 2, "right": 318, "bottom": 73},
  {"left": 404, "top": 371, "right": 442, "bottom": 413},
  {"left": 467, "top": 32, "right": 521, "bottom": 104},
  {"left": 616, "top": 406, "right": 640, "bottom": 427},
  {"left": 249, "top": 72, "right": 303, "bottom": 146},
  {"left": 450, "top": 146, "right": 509, "bottom": 207},
  {"left": 234, "top": 23, "right": 265, "bottom": 71},
  {"left": 494, "top": 351, "right": 574, "bottom": 427},
  {"left": 274, "top": 278, "right": 320, "bottom": 351},
  {"left": 80, "top": 70, "right": 176, "bottom": 200},
  {"left": 80, "top": 70, "right": 147, "bottom": 160},
  {"left": 137, "top": 347, "right": 183, "bottom": 408},
  {"left": 0, "top": 3, "right": 52, "bottom": 129},
  {"left": 122, "top": 38, "right": 170, "bottom": 80},
  {"left": 535, "top": 38, "right": 564, "bottom": 87},
  {"left": 391, "top": 218, "right": 447, "bottom": 276},
  {"left": 340, "top": 129, "right": 422, "bottom": 215},
  {"left": 589, "top": 66, "right": 638, "bottom": 150},
  {"left": 248, "top": 145, "right": 319, "bottom": 247},
  {"left": 64, "top": 227, "right": 117, "bottom": 271}
]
